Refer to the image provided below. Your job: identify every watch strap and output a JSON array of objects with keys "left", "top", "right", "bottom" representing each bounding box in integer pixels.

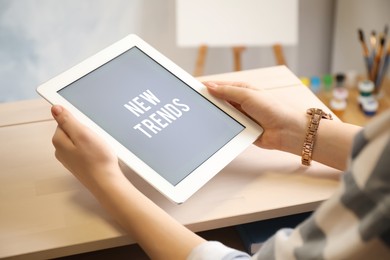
[{"left": 301, "top": 108, "right": 333, "bottom": 166}]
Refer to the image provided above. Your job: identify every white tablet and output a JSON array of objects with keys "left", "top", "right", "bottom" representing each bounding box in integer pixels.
[{"left": 37, "top": 34, "right": 263, "bottom": 203}]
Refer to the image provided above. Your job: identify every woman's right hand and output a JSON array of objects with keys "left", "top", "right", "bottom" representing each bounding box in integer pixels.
[{"left": 204, "top": 81, "right": 307, "bottom": 155}]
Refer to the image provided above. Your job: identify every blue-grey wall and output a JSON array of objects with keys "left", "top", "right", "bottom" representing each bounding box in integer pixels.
[{"left": 1, "top": 0, "right": 336, "bottom": 103}]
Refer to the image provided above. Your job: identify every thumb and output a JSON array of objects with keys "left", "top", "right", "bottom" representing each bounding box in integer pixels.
[
  {"left": 51, "top": 105, "right": 83, "bottom": 141},
  {"left": 204, "top": 81, "right": 251, "bottom": 105}
]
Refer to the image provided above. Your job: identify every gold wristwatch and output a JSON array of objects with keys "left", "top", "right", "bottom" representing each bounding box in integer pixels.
[{"left": 301, "top": 108, "right": 333, "bottom": 166}]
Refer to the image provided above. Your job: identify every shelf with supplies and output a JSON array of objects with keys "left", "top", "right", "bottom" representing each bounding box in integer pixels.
[{"left": 314, "top": 76, "right": 390, "bottom": 126}]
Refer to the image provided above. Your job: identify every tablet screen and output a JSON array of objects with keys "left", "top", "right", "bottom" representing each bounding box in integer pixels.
[{"left": 58, "top": 47, "right": 245, "bottom": 186}]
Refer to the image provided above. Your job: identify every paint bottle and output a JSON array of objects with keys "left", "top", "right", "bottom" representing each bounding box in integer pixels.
[
  {"left": 322, "top": 74, "right": 333, "bottom": 92},
  {"left": 358, "top": 80, "right": 378, "bottom": 116},
  {"left": 310, "top": 76, "right": 321, "bottom": 93},
  {"left": 335, "top": 73, "right": 346, "bottom": 88},
  {"left": 330, "top": 73, "right": 348, "bottom": 118},
  {"left": 300, "top": 77, "right": 310, "bottom": 87}
]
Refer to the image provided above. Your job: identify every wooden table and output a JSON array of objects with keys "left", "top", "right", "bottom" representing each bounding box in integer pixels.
[{"left": 0, "top": 66, "right": 341, "bottom": 259}]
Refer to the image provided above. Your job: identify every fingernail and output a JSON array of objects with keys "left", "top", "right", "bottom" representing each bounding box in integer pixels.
[
  {"left": 205, "top": 82, "right": 219, "bottom": 88},
  {"left": 52, "top": 105, "right": 63, "bottom": 117}
]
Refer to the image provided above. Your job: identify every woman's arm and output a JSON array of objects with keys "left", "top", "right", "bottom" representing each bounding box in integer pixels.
[
  {"left": 51, "top": 105, "right": 205, "bottom": 260},
  {"left": 90, "top": 171, "right": 205, "bottom": 260}
]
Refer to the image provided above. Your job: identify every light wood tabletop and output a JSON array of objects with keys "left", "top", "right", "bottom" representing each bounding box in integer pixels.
[{"left": 0, "top": 66, "right": 341, "bottom": 259}]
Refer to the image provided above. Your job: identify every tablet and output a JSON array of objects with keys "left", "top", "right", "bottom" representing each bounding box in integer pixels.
[{"left": 37, "top": 34, "right": 263, "bottom": 203}]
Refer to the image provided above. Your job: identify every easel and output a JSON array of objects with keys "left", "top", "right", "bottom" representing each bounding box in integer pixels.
[
  {"left": 193, "top": 44, "right": 287, "bottom": 77},
  {"left": 272, "top": 44, "right": 287, "bottom": 66},
  {"left": 193, "top": 45, "right": 208, "bottom": 77}
]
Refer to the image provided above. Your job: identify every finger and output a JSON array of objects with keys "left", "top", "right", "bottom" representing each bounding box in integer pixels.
[
  {"left": 52, "top": 126, "right": 75, "bottom": 151},
  {"left": 51, "top": 105, "right": 87, "bottom": 144},
  {"left": 204, "top": 82, "right": 255, "bottom": 105},
  {"left": 229, "top": 101, "right": 246, "bottom": 115},
  {"left": 203, "top": 81, "right": 260, "bottom": 90},
  {"left": 208, "top": 81, "right": 249, "bottom": 88},
  {"left": 203, "top": 81, "right": 249, "bottom": 89}
]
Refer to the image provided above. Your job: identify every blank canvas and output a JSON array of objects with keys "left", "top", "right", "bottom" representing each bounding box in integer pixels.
[{"left": 176, "top": 0, "right": 298, "bottom": 47}]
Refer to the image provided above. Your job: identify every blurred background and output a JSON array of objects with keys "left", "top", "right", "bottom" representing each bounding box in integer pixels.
[{"left": 0, "top": 0, "right": 389, "bottom": 102}]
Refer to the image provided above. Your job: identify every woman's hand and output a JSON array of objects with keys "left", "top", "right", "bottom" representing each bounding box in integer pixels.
[
  {"left": 204, "top": 81, "right": 307, "bottom": 155},
  {"left": 204, "top": 81, "right": 361, "bottom": 170},
  {"left": 51, "top": 105, "right": 122, "bottom": 187}
]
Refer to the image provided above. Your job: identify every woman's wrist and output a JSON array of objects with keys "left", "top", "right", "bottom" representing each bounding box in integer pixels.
[
  {"left": 277, "top": 108, "right": 360, "bottom": 170},
  {"left": 279, "top": 111, "right": 307, "bottom": 156},
  {"left": 78, "top": 165, "right": 127, "bottom": 194}
]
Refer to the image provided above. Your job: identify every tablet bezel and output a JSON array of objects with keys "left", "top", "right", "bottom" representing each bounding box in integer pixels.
[{"left": 37, "top": 34, "right": 263, "bottom": 203}]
